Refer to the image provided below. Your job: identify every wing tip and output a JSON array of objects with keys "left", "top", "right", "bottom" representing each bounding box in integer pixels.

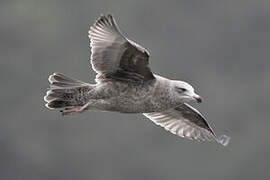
[
  {"left": 95, "top": 13, "right": 115, "bottom": 26},
  {"left": 216, "top": 134, "right": 230, "bottom": 146},
  {"left": 88, "top": 13, "right": 120, "bottom": 40}
]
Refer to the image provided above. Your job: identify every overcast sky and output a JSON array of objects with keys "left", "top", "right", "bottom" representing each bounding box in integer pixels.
[{"left": 1, "top": 0, "right": 270, "bottom": 179}]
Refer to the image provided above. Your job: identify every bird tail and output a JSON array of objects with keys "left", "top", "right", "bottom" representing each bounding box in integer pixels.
[{"left": 44, "top": 72, "right": 93, "bottom": 111}]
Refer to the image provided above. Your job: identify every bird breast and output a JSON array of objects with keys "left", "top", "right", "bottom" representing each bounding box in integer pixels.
[{"left": 95, "top": 75, "right": 178, "bottom": 113}]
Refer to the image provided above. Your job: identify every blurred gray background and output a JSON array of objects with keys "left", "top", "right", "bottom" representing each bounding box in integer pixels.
[{"left": 1, "top": 0, "right": 270, "bottom": 179}]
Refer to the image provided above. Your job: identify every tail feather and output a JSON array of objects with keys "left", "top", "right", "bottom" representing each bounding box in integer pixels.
[
  {"left": 44, "top": 72, "right": 92, "bottom": 110},
  {"left": 48, "top": 72, "right": 86, "bottom": 88},
  {"left": 46, "top": 100, "right": 72, "bottom": 109}
]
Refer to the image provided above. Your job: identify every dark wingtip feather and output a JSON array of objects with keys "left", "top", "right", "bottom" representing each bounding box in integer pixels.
[{"left": 216, "top": 135, "right": 230, "bottom": 146}]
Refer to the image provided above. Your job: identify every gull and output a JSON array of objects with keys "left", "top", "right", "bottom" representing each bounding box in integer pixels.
[{"left": 44, "top": 14, "right": 230, "bottom": 146}]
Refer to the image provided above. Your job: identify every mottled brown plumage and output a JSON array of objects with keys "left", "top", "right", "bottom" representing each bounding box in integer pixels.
[{"left": 44, "top": 14, "right": 230, "bottom": 146}]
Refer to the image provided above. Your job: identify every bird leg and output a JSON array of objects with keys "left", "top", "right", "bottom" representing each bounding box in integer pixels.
[{"left": 61, "top": 103, "right": 90, "bottom": 115}]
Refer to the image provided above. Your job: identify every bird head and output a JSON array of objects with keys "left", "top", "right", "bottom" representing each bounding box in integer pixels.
[{"left": 172, "top": 80, "right": 202, "bottom": 103}]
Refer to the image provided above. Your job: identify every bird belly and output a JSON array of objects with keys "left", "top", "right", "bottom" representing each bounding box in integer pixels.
[
  {"left": 102, "top": 90, "right": 175, "bottom": 113},
  {"left": 89, "top": 81, "right": 176, "bottom": 113},
  {"left": 96, "top": 97, "right": 163, "bottom": 113}
]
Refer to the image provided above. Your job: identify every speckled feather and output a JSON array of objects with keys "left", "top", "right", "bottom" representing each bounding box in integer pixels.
[{"left": 44, "top": 14, "right": 230, "bottom": 146}]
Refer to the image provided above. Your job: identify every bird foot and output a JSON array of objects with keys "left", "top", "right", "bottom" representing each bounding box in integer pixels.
[
  {"left": 60, "top": 103, "right": 89, "bottom": 115},
  {"left": 60, "top": 107, "right": 82, "bottom": 115}
]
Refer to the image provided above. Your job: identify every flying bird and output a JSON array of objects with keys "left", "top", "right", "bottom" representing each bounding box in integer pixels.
[{"left": 44, "top": 14, "right": 230, "bottom": 146}]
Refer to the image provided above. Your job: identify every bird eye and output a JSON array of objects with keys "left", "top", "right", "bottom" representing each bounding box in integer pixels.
[
  {"left": 179, "top": 88, "right": 186, "bottom": 92},
  {"left": 176, "top": 87, "right": 187, "bottom": 92}
]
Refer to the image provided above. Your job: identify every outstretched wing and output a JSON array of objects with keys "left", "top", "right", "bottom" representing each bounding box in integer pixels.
[
  {"left": 88, "top": 14, "right": 155, "bottom": 83},
  {"left": 143, "top": 103, "right": 230, "bottom": 146}
]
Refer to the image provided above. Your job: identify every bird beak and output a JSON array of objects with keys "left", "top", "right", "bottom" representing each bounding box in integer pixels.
[{"left": 193, "top": 94, "right": 202, "bottom": 103}]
